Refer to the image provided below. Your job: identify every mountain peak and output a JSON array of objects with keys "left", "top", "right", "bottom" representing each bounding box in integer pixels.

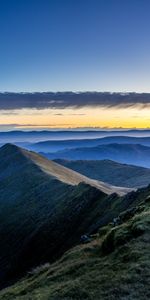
[{"left": 0, "top": 143, "right": 22, "bottom": 154}]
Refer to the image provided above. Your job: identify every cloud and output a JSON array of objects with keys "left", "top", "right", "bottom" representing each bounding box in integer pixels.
[
  {"left": 52, "top": 113, "right": 86, "bottom": 116},
  {"left": 0, "top": 123, "right": 74, "bottom": 128},
  {"left": 0, "top": 92, "right": 150, "bottom": 110},
  {"left": 0, "top": 111, "right": 18, "bottom": 115}
]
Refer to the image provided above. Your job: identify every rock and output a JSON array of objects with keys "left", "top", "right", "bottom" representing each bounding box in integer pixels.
[{"left": 80, "top": 235, "right": 91, "bottom": 243}]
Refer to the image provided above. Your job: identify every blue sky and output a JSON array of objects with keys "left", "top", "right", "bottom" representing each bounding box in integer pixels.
[{"left": 0, "top": 0, "right": 150, "bottom": 92}]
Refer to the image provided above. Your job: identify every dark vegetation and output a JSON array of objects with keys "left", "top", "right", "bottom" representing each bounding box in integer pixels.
[
  {"left": 0, "top": 184, "right": 150, "bottom": 299},
  {"left": 0, "top": 144, "right": 129, "bottom": 288},
  {"left": 0, "top": 144, "right": 106, "bottom": 287}
]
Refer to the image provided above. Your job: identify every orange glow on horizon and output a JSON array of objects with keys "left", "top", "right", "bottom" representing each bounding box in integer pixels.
[{"left": 0, "top": 106, "right": 150, "bottom": 129}]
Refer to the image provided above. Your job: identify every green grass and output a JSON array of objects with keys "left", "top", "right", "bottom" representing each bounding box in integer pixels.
[{"left": 1, "top": 197, "right": 150, "bottom": 300}]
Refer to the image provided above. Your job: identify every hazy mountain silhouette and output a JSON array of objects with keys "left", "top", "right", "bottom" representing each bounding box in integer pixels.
[
  {"left": 1, "top": 131, "right": 150, "bottom": 147},
  {"left": 24, "top": 135, "right": 150, "bottom": 153},
  {"left": 43, "top": 143, "right": 150, "bottom": 167}
]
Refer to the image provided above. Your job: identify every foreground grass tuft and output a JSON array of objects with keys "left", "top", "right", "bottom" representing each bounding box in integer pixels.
[{"left": 0, "top": 198, "right": 150, "bottom": 300}]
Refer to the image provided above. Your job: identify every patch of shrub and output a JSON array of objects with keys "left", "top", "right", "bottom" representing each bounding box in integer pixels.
[{"left": 28, "top": 262, "right": 50, "bottom": 276}]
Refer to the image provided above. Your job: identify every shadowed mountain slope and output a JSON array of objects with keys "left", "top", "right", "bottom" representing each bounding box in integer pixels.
[
  {"left": 54, "top": 159, "right": 150, "bottom": 188},
  {"left": 0, "top": 144, "right": 132, "bottom": 288},
  {"left": 1, "top": 184, "right": 150, "bottom": 299}
]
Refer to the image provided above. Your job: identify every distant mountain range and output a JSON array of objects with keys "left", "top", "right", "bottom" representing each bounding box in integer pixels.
[
  {"left": 0, "top": 143, "right": 132, "bottom": 288},
  {"left": 22, "top": 135, "right": 150, "bottom": 153},
  {"left": 42, "top": 143, "right": 150, "bottom": 168},
  {"left": 0, "top": 130, "right": 150, "bottom": 145},
  {"left": 55, "top": 159, "right": 150, "bottom": 188}
]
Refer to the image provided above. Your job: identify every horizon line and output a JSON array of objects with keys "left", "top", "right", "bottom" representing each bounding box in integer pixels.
[{"left": 1, "top": 91, "right": 150, "bottom": 94}]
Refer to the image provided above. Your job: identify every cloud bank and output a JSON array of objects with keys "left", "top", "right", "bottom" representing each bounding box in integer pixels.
[{"left": 0, "top": 92, "right": 150, "bottom": 110}]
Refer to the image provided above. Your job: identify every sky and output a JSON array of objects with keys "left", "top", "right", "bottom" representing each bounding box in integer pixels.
[{"left": 0, "top": 0, "right": 150, "bottom": 129}]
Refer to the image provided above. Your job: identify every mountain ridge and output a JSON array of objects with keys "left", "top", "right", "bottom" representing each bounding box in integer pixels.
[
  {"left": 54, "top": 159, "right": 150, "bottom": 188},
  {"left": 0, "top": 143, "right": 131, "bottom": 196}
]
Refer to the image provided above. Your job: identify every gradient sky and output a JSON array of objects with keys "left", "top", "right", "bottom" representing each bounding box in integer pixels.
[{"left": 0, "top": 0, "right": 150, "bottom": 129}]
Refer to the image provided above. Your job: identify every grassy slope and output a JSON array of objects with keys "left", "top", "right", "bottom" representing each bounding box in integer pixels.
[
  {"left": 0, "top": 144, "right": 132, "bottom": 287},
  {"left": 54, "top": 159, "right": 150, "bottom": 188},
  {"left": 22, "top": 147, "right": 131, "bottom": 195},
  {"left": 0, "top": 144, "right": 112, "bottom": 286},
  {"left": 1, "top": 191, "right": 150, "bottom": 299}
]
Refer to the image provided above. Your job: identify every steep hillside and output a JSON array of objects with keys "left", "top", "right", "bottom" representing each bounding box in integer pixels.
[
  {"left": 54, "top": 159, "right": 150, "bottom": 188},
  {"left": 0, "top": 144, "right": 132, "bottom": 288},
  {"left": 1, "top": 186, "right": 150, "bottom": 299},
  {"left": 43, "top": 143, "right": 150, "bottom": 167}
]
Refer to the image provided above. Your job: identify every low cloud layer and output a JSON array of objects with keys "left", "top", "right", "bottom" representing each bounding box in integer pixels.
[{"left": 0, "top": 92, "right": 150, "bottom": 110}]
